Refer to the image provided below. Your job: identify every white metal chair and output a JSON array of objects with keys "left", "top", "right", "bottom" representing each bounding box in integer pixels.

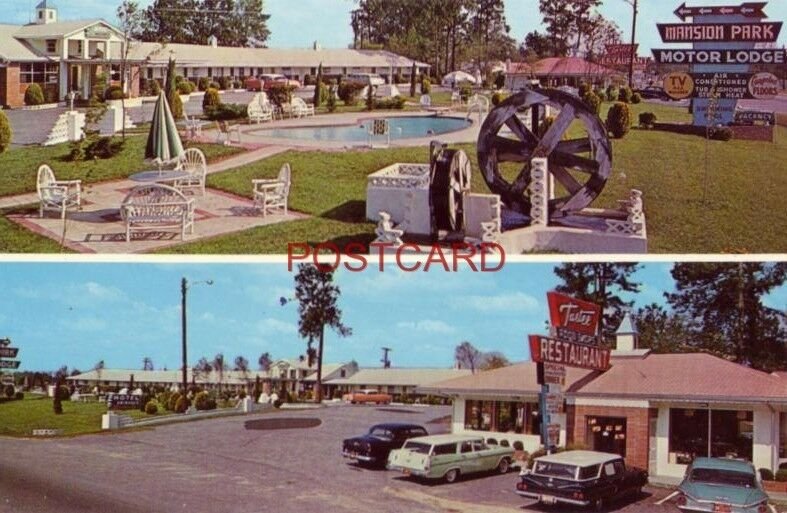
[
  {"left": 451, "top": 90, "right": 462, "bottom": 107},
  {"left": 36, "top": 164, "right": 81, "bottom": 219},
  {"left": 367, "top": 118, "right": 391, "bottom": 148},
  {"left": 419, "top": 94, "right": 432, "bottom": 109},
  {"left": 247, "top": 101, "right": 273, "bottom": 123},
  {"left": 466, "top": 94, "right": 490, "bottom": 122},
  {"left": 184, "top": 114, "right": 203, "bottom": 140},
  {"left": 216, "top": 121, "right": 242, "bottom": 145},
  {"left": 173, "top": 148, "right": 207, "bottom": 196},
  {"left": 252, "top": 163, "right": 291, "bottom": 217},
  {"left": 290, "top": 97, "right": 315, "bottom": 118}
]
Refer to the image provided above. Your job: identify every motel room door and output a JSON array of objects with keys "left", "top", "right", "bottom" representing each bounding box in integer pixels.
[{"left": 587, "top": 416, "right": 627, "bottom": 457}]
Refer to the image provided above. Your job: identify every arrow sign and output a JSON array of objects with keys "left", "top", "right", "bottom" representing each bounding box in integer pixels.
[
  {"left": 0, "top": 347, "right": 18, "bottom": 358},
  {"left": 673, "top": 2, "right": 767, "bottom": 21},
  {"left": 0, "top": 360, "right": 20, "bottom": 369}
]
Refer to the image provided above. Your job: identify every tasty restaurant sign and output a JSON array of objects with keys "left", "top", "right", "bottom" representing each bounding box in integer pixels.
[
  {"left": 546, "top": 291, "right": 601, "bottom": 337},
  {"left": 529, "top": 335, "right": 611, "bottom": 371}
]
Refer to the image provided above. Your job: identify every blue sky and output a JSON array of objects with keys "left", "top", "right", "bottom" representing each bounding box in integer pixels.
[
  {"left": 1, "top": 262, "right": 783, "bottom": 373},
  {"left": 1, "top": 0, "right": 784, "bottom": 52}
]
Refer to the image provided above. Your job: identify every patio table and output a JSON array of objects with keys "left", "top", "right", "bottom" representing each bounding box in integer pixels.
[{"left": 129, "top": 170, "right": 190, "bottom": 183}]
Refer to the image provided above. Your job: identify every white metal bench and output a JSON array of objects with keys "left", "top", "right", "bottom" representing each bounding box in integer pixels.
[{"left": 120, "top": 184, "right": 195, "bottom": 242}]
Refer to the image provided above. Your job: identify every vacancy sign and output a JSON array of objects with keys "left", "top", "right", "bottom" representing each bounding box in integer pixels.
[
  {"left": 529, "top": 335, "right": 611, "bottom": 371},
  {"left": 547, "top": 292, "right": 601, "bottom": 338}
]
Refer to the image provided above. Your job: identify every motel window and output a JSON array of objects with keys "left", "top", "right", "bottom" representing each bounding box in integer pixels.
[
  {"left": 147, "top": 68, "right": 153, "bottom": 79},
  {"left": 46, "top": 40, "right": 56, "bottom": 53},
  {"left": 310, "top": 67, "right": 316, "bottom": 75},
  {"left": 669, "top": 408, "right": 753, "bottom": 465},
  {"left": 110, "top": 64, "right": 121, "bottom": 82},
  {"left": 20, "top": 63, "right": 59, "bottom": 84},
  {"left": 465, "top": 400, "right": 540, "bottom": 435},
  {"left": 229, "top": 67, "right": 235, "bottom": 77},
  {"left": 208, "top": 67, "right": 213, "bottom": 78},
  {"left": 38, "top": 11, "right": 43, "bottom": 20}
]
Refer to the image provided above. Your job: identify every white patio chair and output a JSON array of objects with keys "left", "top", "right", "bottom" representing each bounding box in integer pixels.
[
  {"left": 36, "top": 164, "right": 81, "bottom": 219},
  {"left": 247, "top": 101, "right": 272, "bottom": 124},
  {"left": 466, "top": 94, "right": 490, "bottom": 122},
  {"left": 451, "top": 90, "right": 462, "bottom": 107},
  {"left": 420, "top": 94, "right": 432, "bottom": 109},
  {"left": 367, "top": 118, "right": 391, "bottom": 148},
  {"left": 290, "top": 97, "right": 315, "bottom": 118},
  {"left": 184, "top": 114, "right": 203, "bottom": 140},
  {"left": 173, "top": 148, "right": 207, "bottom": 196},
  {"left": 216, "top": 121, "right": 242, "bottom": 145},
  {"left": 252, "top": 163, "right": 291, "bottom": 217}
]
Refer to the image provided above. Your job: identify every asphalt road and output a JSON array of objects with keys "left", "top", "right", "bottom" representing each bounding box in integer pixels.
[{"left": 0, "top": 404, "right": 699, "bottom": 513}]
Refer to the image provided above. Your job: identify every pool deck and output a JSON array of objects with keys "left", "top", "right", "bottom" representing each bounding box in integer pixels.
[{"left": 202, "top": 109, "right": 482, "bottom": 151}]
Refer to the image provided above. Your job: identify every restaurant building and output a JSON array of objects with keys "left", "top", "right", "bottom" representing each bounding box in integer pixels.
[
  {"left": 505, "top": 56, "right": 621, "bottom": 90},
  {"left": 0, "top": 2, "right": 428, "bottom": 108},
  {"left": 418, "top": 315, "right": 787, "bottom": 478}
]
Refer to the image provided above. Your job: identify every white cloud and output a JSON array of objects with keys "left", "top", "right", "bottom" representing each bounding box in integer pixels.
[
  {"left": 82, "top": 281, "right": 125, "bottom": 301},
  {"left": 63, "top": 316, "right": 107, "bottom": 332},
  {"left": 257, "top": 318, "right": 296, "bottom": 335},
  {"left": 456, "top": 292, "right": 540, "bottom": 313},
  {"left": 396, "top": 319, "right": 456, "bottom": 334}
]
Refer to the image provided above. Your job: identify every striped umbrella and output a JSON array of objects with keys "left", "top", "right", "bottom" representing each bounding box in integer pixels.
[{"left": 145, "top": 90, "right": 184, "bottom": 171}]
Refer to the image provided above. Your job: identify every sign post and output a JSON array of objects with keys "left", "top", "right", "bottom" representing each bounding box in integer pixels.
[
  {"left": 531, "top": 292, "right": 605, "bottom": 454},
  {"left": 0, "top": 337, "right": 20, "bottom": 377}
]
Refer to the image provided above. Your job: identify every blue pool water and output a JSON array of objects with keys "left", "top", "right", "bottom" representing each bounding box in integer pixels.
[{"left": 249, "top": 116, "right": 471, "bottom": 142}]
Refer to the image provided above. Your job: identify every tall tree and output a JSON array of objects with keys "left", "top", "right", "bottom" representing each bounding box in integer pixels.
[
  {"left": 293, "top": 264, "right": 351, "bottom": 403},
  {"left": 633, "top": 303, "right": 692, "bottom": 354},
  {"left": 539, "top": 0, "right": 574, "bottom": 57},
  {"left": 212, "top": 353, "right": 227, "bottom": 392},
  {"left": 258, "top": 352, "right": 272, "bottom": 372},
  {"left": 479, "top": 352, "right": 510, "bottom": 371},
  {"left": 313, "top": 62, "right": 323, "bottom": 109},
  {"left": 142, "top": 356, "right": 154, "bottom": 371},
  {"left": 667, "top": 263, "right": 786, "bottom": 371},
  {"left": 116, "top": 1, "right": 146, "bottom": 139},
  {"left": 194, "top": 356, "right": 212, "bottom": 383},
  {"left": 455, "top": 341, "right": 481, "bottom": 373},
  {"left": 553, "top": 263, "right": 641, "bottom": 343},
  {"left": 234, "top": 355, "right": 250, "bottom": 389},
  {"left": 520, "top": 30, "right": 556, "bottom": 60}
]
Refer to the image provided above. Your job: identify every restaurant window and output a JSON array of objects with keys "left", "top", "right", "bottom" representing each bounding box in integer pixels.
[
  {"left": 780, "top": 413, "right": 787, "bottom": 458},
  {"left": 20, "top": 63, "right": 59, "bottom": 84},
  {"left": 465, "top": 400, "right": 540, "bottom": 434},
  {"left": 669, "top": 408, "right": 753, "bottom": 464},
  {"left": 46, "top": 39, "right": 57, "bottom": 53}
]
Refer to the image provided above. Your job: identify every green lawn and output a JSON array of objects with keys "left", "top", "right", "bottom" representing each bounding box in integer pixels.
[
  {"left": 0, "top": 394, "right": 152, "bottom": 437},
  {"left": 0, "top": 136, "right": 242, "bottom": 198}
]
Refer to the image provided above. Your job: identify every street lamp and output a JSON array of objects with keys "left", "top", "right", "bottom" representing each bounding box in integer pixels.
[{"left": 181, "top": 277, "right": 213, "bottom": 394}]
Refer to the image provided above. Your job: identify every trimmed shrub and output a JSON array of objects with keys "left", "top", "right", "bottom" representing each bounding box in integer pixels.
[
  {"left": 208, "top": 81, "right": 220, "bottom": 90},
  {"left": 760, "top": 468, "right": 775, "bottom": 481},
  {"left": 326, "top": 86, "right": 337, "bottom": 112},
  {"left": 205, "top": 103, "right": 247, "bottom": 120},
  {"left": 104, "top": 85, "right": 124, "bottom": 101},
  {"left": 85, "top": 136, "right": 124, "bottom": 159},
  {"left": 578, "top": 82, "right": 590, "bottom": 97},
  {"left": 582, "top": 90, "right": 601, "bottom": 116},
  {"left": 365, "top": 83, "right": 374, "bottom": 111},
  {"left": 3, "top": 384, "right": 14, "bottom": 398},
  {"left": 776, "top": 469, "right": 787, "bottom": 482},
  {"left": 167, "top": 392, "right": 181, "bottom": 411},
  {"left": 145, "top": 79, "right": 161, "bottom": 97},
  {"left": 267, "top": 83, "right": 295, "bottom": 108},
  {"left": 174, "top": 395, "right": 189, "bottom": 413},
  {"left": 198, "top": 77, "right": 210, "bottom": 91},
  {"left": 202, "top": 88, "right": 222, "bottom": 116},
  {"left": 491, "top": 92, "right": 507, "bottom": 106},
  {"left": 606, "top": 85, "right": 619, "bottom": 102},
  {"left": 594, "top": 87, "right": 605, "bottom": 100},
  {"left": 631, "top": 92, "right": 642, "bottom": 104},
  {"left": 233, "top": 80, "right": 242, "bottom": 89},
  {"left": 708, "top": 126, "right": 733, "bottom": 141},
  {"left": 337, "top": 81, "right": 364, "bottom": 106},
  {"left": 24, "top": 84, "right": 45, "bottom": 106},
  {"left": 273, "top": 399, "right": 283, "bottom": 408},
  {"left": 606, "top": 102, "right": 631, "bottom": 139},
  {"left": 374, "top": 96, "right": 406, "bottom": 109},
  {"left": 177, "top": 81, "right": 192, "bottom": 95},
  {"left": 218, "top": 76, "right": 233, "bottom": 90},
  {"left": 459, "top": 83, "right": 472, "bottom": 103},
  {"left": 420, "top": 77, "right": 431, "bottom": 95},
  {"left": 145, "top": 400, "right": 158, "bottom": 415},
  {"left": 167, "top": 88, "right": 183, "bottom": 119},
  {"left": 0, "top": 111, "right": 11, "bottom": 154},
  {"left": 639, "top": 112, "right": 657, "bottom": 128},
  {"left": 619, "top": 86, "right": 633, "bottom": 103},
  {"left": 194, "top": 391, "right": 217, "bottom": 411}
]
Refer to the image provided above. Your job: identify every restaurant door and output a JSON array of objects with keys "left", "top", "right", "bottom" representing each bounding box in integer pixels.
[{"left": 587, "top": 416, "right": 627, "bottom": 457}]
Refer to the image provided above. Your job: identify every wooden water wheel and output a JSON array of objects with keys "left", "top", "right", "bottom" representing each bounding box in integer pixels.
[
  {"left": 430, "top": 143, "right": 472, "bottom": 233},
  {"left": 476, "top": 88, "right": 612, "bottom": 220}
]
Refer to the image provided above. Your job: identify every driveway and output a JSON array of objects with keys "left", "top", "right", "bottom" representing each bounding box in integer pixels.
[{"left": 0, "top": 404, "right": 696, "bottom": 513}]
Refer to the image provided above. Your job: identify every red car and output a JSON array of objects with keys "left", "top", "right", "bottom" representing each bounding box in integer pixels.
[{"left": 246, "top": 74, "right": 300, "bottom": 92}]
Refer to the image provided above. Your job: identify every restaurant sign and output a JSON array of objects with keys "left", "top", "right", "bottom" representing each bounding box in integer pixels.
[
  {"left": 543, "top": 363, "right": 567, "bottom": 386},
  {"left": 546, "top": 393, "right": 565, "bottom": 414},
  {"left": 657, "top": 22, "right": 781, "bottom": 42},
  {"left": 546, "top": 291, "right": 601, "bottom": 338},
  {"left": 529, "top": 335, "right": 611, "bottom": 371}
]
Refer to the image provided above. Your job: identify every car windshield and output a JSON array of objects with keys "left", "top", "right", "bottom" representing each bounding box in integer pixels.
[
  {"left": 690, "top": 468, "right": 756, "bottom": 488},
  {"left": 369, "top": 427, "right": 393, "bottom": 440},
  {"left": 402, "top": 441, "right": 432, "bottom": 454},
  {"left": 534, "top": 461, "right": 578, "bottom": 479}
]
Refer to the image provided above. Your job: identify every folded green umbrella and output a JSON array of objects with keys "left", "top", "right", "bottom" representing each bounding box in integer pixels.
[{"left": 145, "top": 90, "right": 184, "bottom": 171}]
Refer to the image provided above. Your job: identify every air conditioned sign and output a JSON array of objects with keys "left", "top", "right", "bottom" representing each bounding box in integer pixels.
[
  {"left": 529, "top": 335, "right": 611, "bottom": 371},
  {"left": 657, "top": 22, "right": 781, "bottom": 42},
  {"left": 652, "top": 48, "right": 785, "bottom": 64},
  {"left": 692, "top": 72, "right": 752, "bottom": 99},
  {"left": 546, "top": 291, "right": 601, "bottom": 338}
]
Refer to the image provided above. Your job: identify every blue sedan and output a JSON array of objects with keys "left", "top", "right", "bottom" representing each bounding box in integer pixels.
[{"left": 676, "top": 457, "right": 770, "bottom": 513}]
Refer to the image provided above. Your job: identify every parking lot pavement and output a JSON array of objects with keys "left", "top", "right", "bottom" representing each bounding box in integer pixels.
[{"left": 0, "top": 404, "right": 684, "bottom": 513}]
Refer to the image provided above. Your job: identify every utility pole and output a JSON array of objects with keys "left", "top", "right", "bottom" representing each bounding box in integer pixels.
[
  {"left": 181, "top": 278, "right": 188, "bottom": 394},
  {"left": 381, "top": 347, "right": 392, "bottom": 368},
  {"left": 627, "top": 0, "right": 639, "bottom": 87}
]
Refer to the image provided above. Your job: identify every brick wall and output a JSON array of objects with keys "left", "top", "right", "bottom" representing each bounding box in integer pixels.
[
  {"left": 566, "top": 404, "right": 650, "bottom": 471},
  {"left": 1, "top": 65, "right": 23, "bottom": 108}
]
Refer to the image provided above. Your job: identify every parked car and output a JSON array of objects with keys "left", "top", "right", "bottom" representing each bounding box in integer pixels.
[
  {"left": 345, "top": 389, "right": 392, "bottom": 405},
  {"left": 635, "top": 85, "right": 674, "bottom": 101},
  {"left": 342, "top": 423, "right": 429, "bottom": 467},
  {"left": 246, "top": 74, "right": 300, "bottom": 91},
  {"left": 515, "top": 450, "right": 648, "bottom": 510},
  {"left": 387, "top": 434, "right": 514, "bottom": 483},
  {"left": 676, "top": 457, "right": 769, "bottom": 513},
  {"left": 244, "top": 76, "right": 264, "bottom": 91},
  {"left": 346, "top": 73, "right": 385, "bottom": 86}
]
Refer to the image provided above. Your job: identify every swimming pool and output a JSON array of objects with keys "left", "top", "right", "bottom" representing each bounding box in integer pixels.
[{"left": 248, "top": 116, "right": 472, "bottom": 142}]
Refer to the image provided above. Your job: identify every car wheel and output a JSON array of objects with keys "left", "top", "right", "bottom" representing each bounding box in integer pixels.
[
  {"left": 497, "top": 458, "right": 510, "bottom": 474},
  {"left": 444, "top": 469, "right": 459, "bottom": 484}
]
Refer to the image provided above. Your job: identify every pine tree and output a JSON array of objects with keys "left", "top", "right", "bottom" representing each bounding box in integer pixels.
[{"left": 313, "top": 62, "right": 323, "bottom": 109}]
